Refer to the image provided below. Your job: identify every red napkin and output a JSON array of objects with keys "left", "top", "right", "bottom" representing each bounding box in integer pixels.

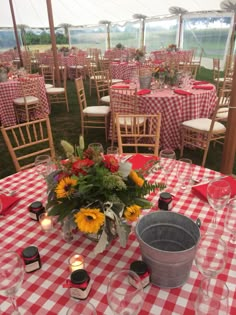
[
  {"left": 192, "top": 85, "right": 213, "bottom": 90},
  {"left": 0, "top": 194, "right": 20, "bottom": 215},
  {"left": 174, "top": 89, "right": 193, "bottom": 96},
  {"left": 112, "top": 62, "right": 120, "bottom": 64},
  {"left": 123, "top": 80, "right": 131, "bottom": 84},
  {"left": 128, "top": 154, "right": 158, "bottom": 170},
  {"left": 137, "top": 89, "right": 151, "bottom": 95},
  {"left": 192, "top": 176, "right": 236, "bottom": 201},
  {"left": 193, "top": 81, "right": 209, "bottom": 85},
  {"left": 111, "top": 85, "right": 130, "bottom": 89}
]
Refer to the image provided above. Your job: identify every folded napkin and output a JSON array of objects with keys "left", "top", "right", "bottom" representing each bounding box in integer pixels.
[
  {"left": 111, "top": 85, "right": 130, "bottom": 89},
  {"left": 192, "top": 85, "right": 213, "bottom": 90},
  {"left": 192, "top": 176, "right": 236, "bottom": 202},
  {"left": 174, "top": 89, "right": 193, "bottom": 96},
  {"left": 193, "top": 81, "right": 209, "bottom": 85},
  {"left": 111, "top": 61, "right": 120, "bottom": 64},
  {"left": 123, "top": 79, "right": 131, "bottom": 84},
  {"left": 0, "top": 194, "right": 20, "bottom": 215},
  {"left": 137, "top": 89, "right": 151, "bottom": 95},
  {"left": 128, "top": 154, "right": 158, "bottom": 171}
]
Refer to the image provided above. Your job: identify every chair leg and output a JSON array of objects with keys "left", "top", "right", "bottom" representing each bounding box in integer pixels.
[{"left": 201, "top": 143, "right": 210, "bottom": 167}]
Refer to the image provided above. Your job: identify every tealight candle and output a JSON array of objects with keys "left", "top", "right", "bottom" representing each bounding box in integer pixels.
[
  {"left": 39, "top": 213, "right": 53, "bottom": 232},
  {"left": 68, "top": 254, "right": 84, "bottom": 273}
]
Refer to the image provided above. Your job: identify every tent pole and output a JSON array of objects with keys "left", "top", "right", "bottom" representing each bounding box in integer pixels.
[
  {"left": 107, "top": 23, "right": 111, "bottom": 50},
  {"left": 141, "top": 18, "right": 145, "bottom": 51},
  {"left": 46, "top": 0, "right": 61, "bottom": 87},
  {"left": 9, "top": 0, "right": 23, "bottom": 67},
  {"left": 221, "top": 57, "right": 236, "bottom": 175},
  {"left": 178, "top": 15, "right": 183, "bottom": 49}
]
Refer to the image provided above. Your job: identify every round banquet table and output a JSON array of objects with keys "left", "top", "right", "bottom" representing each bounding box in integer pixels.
[
  {"left": 0, "top": 76, "right": 50, "bottom": 127},
  {"left": 110, "top": 61, "right": 139, "bottom": 80},
  {"left": 110, "top": 83, "right": 217, "bottom": 149},
  {"left": 0, "top": 161, "right": 235, "bottom": 315}
]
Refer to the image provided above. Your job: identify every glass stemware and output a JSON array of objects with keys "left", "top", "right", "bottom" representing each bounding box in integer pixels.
[
  {"left": 176, "top": 158, "right": 192, "bottom": 190},
  {"left": 0, "top": 251, "right": 25, "bottom": 315},
  {"left": 207, "top": 178, "right": 231, "bottom": 227},
  {"left": 195, "top": 234, "right": 227, "bottom": 278},
  {"left": 88, "top": 143, "right": 104, "bottom": 154},
  {"left": 195, "top": 278, "right": 229, "bottom": 315},
  {"left": 225, "top": 197, "right": 236, "bottom": 244},
  {"left": 34, "top": 154, "right": 52, "bottom": 180},
  {"left": 66, "top": 301, "right": 97, "bottom": 315},
  {"left": 159, "top": 73, "right": 165, "bottom": 89},
  {"left": 107, "top": 269, "right": 144, "bottom": 315},
  {"left": 159, "top": 149, "right": 176, "bottom": 188}
]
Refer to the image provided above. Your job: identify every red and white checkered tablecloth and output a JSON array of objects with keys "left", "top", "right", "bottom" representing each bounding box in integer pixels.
[
  {"left": 0, "top": 77, "right": 50, "bottom": 127},
  {"left": 0, "top": 163, "right": 236, "bottom": 315},
  {"left": 110, "top": 84, "right": 217, "bottom": 149}
]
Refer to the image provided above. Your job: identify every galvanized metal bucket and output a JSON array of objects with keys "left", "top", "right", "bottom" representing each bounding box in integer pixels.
[{"left": 135, "top": 211, "right": 200, "bottom": 288}]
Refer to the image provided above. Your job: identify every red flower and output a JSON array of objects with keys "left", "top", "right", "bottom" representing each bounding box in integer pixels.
[
  {"left": 103, "top": 155, "right": 119, "bottom": 173},
  {"left": 72, "top": 158, "right": 94, "bottom": 175}
]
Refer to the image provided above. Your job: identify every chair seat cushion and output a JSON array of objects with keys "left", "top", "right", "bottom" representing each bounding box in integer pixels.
[
  {"left": 13, "top": 96, "right": 39, "bottom": 105},
  {"left": 83, "top": 106, "right": 110, "bottom": 115},
  {"left": 45, "top": 83, "right": 54, "bottom": 89},
  {"left": 69, "top": 65, "right": 83, "bottom": 69},
  {"left": 46, "top": 87, "right": 65, "bottom": 93},
  {"left": 112, "top": 79, "right": 124, "bottom": 84},
  {"left": 119, "top": 117, "right": 145, "bottom": 125},
  {"left": 182, "top": 118, "right": 226, "bottom": 133},
  {"left": 216, "top": 107, "right": 228, "bottom": 119},
  {"left": 101, "top": 95, "right": 110, "bottom": 103}
]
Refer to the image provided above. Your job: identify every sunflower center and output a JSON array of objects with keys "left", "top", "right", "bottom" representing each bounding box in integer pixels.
[{"left": 86, "top": 215, "right": 94, "bottom": 221}]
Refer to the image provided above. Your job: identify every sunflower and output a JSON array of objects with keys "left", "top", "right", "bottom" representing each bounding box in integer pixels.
[
  {"left": 55, "top": 176, "right": 77, "bottom": 199},
  {"left": 129, "top": 170, "right": 144, "bottom": 187},
  {"left": 74, "top": 208, "right": 105, "bottom": 234},
  {"left": 124, "top": 204, "right": 141, "bottom": 222}
]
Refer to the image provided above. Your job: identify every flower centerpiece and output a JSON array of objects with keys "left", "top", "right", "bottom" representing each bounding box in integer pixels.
[
  {"left": 46, "top": 139, "right": 164, "bottom": 255},
  {"left": 132, "top": 49, "right": 145, "bottom": 62},
  {"left": 152, "top": 64, "right": 178, "bottom": 86},
  {"left": 0, "top": 62, "right": 13, "bottom": 82},
  {"left": 167, "top": 44, "right": 177, "bottom": 52}
]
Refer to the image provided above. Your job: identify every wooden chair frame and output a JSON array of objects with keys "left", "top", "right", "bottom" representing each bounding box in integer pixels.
[
  {"left": 1, "top": 117, "right": 55, "bottom": 172},
  {"left": 116, "top": 113, "right": 161, "bottom": 156},
  {"left": 180, "top": 88, "right": 229, "bottom": 167},
  {"left": 75, "top": 77, "right": 110, "bottom": 141},
  {"left": 46, "top": 66, "right": 69, "bottom": 112}
]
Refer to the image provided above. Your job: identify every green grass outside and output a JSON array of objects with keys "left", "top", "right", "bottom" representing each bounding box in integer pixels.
[{"left": 0, "top": 67, "right": 234, "bottom": 179}]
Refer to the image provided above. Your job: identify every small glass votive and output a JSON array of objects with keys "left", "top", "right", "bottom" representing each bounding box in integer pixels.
[
  {"left": 39, "top": 213, "right": 53, "bottom": 232},
  {"left": 68, "top": 254, "right": 85, "bottom": 273},
  {"left": 107, "top": 146, "right": 118, "bottom": 155}
]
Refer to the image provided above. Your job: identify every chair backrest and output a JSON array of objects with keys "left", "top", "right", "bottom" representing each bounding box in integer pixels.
[
  {"left": 41, "top": 64, "right": 55, "bottom": 86},
  {"left": 75, "top": 77, "right": 87, "bottom": 111},
  {"left": 1, "top": 117, "right": 55, "bottom": 172},
  {"left": 18, "top": 76, "right": 41, "bottom": 100},
  {"left": 116, "top": 113, "right": 161, "bottom": 156},
  {"left": 110, "top": 87, "right": 138, "bottom": 115},
  {"left": 94, "top": 70, "right": 110, "bottom": 102}
]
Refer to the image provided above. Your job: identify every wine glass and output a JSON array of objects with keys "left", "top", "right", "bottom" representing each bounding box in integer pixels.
[
  {"left": 159, "top": 149, "right": 176, "bottom": 187},
  {"left": 195, "top": 234, "right": 227, "bottom": 278},
  {"left": 207, "top": 178, "right": 231, "bottom": 227},
  {"left": 66, "top": 301, "right": 97, "bottom": 315},
  {"left": 107, "top": 269, "right": 144, "bottom": 315},
  {"left": 34, "top": 154, "right": 52, "bottom": 180},
  {"left": 0, "top": 251, "right": 25, "bottom": 315},
  {"left": 225, "top": 197, "right": 236, "bottom": 244},
  {"left": 176, "top": 158, "right": 192, "bottom": 190},
  {"left": 195, "top": 278, "right": 229, "bottom": 315},
  {"left": 88, "top": 143, "right": 104, "bottom": 154},
  {"left": 159, "top": 73, "right": 165, "bottom": 89}
]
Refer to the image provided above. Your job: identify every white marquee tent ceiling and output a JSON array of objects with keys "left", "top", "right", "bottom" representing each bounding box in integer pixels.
[{"left": 0, "top": 0, "right": 234, "bottom": 28}]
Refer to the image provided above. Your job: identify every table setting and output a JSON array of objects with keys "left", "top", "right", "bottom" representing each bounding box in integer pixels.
[{"left": 1, "top": 147, "right": 236, "bottom": 314}]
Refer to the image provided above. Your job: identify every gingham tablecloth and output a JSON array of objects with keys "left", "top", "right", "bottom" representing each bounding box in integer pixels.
[
  {"left": 0, "top": 77, "right": 50, "bottom": 127},
  {"left": 0, "top": 163, "right": 235, "bottom": 315},
  {"left": 110, "top": 84, "right": 217, "bottom": 149}
]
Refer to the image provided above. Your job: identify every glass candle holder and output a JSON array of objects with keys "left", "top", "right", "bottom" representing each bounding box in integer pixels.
[
  {"left": 68, "top": 254, "right": 85, "bottom": 273},
  {"left": 39, "top": 213, "right": 53, "bottom": 232}
]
